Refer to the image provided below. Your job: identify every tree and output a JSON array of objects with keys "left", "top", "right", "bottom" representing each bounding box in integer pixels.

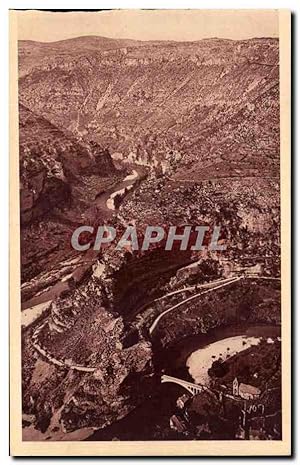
[{"left": 208, "top": 360, "right": 229, "bottom": 378}]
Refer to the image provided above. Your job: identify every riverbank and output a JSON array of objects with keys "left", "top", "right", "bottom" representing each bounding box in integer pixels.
[
  {"left": 89, "top": 323, "right": 280, "bottom": 441},
  {"left": 21, "top": 164, "right": 147, "bottom": 315}
]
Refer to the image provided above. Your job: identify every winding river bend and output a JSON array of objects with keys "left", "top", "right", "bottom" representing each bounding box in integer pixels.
[
  {"left": 89, "top": 323, "right": 280, "bottom": 441},
  {"left": 95, "top": 165, "right": 145, "bottom": 215},
  {"left": 20, "top": 165, "right": 281, "bottom": 441},
  {"left": 21, "top": 165, "right": 146, "bottom": 317}
]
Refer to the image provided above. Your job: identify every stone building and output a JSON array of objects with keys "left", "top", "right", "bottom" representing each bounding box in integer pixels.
[{"left": 233, "top": 377, "right": 261, "bottom": 400}]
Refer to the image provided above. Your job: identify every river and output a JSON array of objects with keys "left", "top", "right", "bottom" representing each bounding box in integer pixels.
[
  {"left": 21, "top": 164, "right": 146, "bottom": 316},
  {"left": 186, "top": 331, "right": 279, "bottom": 386},
  {"left": 88, "top": 323, "right": 280, "bottom": 441},
  {"left": 95, "top": 165, "right": 145, "bottom": 215}
]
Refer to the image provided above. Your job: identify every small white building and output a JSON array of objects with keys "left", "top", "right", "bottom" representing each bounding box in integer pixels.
[{"left": 233, "top": 377, "right": 261, "bottom": 400}]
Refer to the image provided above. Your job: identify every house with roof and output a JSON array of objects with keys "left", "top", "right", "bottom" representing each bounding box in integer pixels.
[{"left": 232, "top": 377, "right": 261, "bottom": 400}]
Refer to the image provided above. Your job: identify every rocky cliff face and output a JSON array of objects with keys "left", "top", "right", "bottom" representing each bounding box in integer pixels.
[
  {"left": 19, "top": 103, "right": 120, "bottom": 286},
  {"left": 19, "top": 104, "right": 117, "bottom": 224},
  {"left": 152, "top": 278, "right": 280, "bottom": 348},
  {"left": 22, "top": 271, "right": 154, "bottom": 439},
  {"left": 19, "top": 37, "right": 279, "bottom": 177},
  {"left": 19, "top": 36, "right": 281, "bottom": 440}
]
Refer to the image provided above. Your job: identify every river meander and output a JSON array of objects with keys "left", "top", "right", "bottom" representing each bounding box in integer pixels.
[
  {"left": 89, "top": 323, "right": 280, "bottom": 441},
  {"left": 22, "top": 165, "right": 145, "bottom": 313}
]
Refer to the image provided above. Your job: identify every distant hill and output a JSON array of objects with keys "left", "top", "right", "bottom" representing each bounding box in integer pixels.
[
  {"left": 18, "top": 36, "right": 147, "bottom": 77},
  {"left": 19, "top": 35, "right": 147, "bottom": 55}
]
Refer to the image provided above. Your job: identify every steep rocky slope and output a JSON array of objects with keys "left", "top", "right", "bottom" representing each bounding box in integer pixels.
[
  {"left": 22, "top": 271, "right": 153, "bottom": 439},
  {"left": 19, "top": 37, "right": 279, "bottom": 177},
  {"left": 19, "top": 36, "right": 281, "bottom": 440},
  {"left": 19, "top": 103, "right": 117, "bottom": 223},
  {"left": 19, "top": 103, "right": 119, "bottom": 283},
  {"left": 152, "top": 278, "right": 280, "bottom": 347}
]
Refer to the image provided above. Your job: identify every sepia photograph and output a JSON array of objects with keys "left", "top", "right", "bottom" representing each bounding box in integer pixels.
[{"left": 9, "top": 8, "right": 291, "bottom": 456}]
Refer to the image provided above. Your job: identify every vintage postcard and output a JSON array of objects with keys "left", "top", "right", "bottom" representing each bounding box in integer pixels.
[{"left": 9, "top": 9, "right": 291, "bottom": 456}]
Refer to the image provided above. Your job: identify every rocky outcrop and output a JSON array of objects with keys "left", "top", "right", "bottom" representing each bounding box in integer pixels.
[
  {"left": 18, "top": 37, "right": 279, "bottom": 179},
  {"left": 22, "top": 274, "right": 154, "bottom": 437},
  {"left": 19, "top": 104, "right": 117, "bottom": 225},
  {"left": 20, "top": 165, "right": 71, "bottom": 224},
  {"left": 19, "top": 36, "right": 281, "bottom": 441},
  {"left": 151, "top": 278, "right": 281, "bottom": 348}
]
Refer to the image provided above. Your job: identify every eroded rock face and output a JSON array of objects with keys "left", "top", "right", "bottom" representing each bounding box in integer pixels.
[
  {"left": 19, "top": 103, "right": 121, "bottom": 286},
  {"left": 119, "top": 175, "right": 280, "bottom": 280},
  {"left": 22, "top": 274, "right": 154, "bottom": 438},
  {"left": 152, "top": 279, "right": 281, "bottom": 348},
  {"left": 19, "top": 36, "right": 281, "bottom": 440},
  {"left": 18, "top": 38, "right": 279, "bottom": 178},
  {"left": 19, "top": 104, "right": 117, "bottom": 225}
]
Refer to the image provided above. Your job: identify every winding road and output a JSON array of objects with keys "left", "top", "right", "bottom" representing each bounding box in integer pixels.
[
  {"left": 148, "top": 274, "right": 280, "bottom": 335},
  {"left": 149, "top": 276, "right": 242, "bottom": 334}
]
